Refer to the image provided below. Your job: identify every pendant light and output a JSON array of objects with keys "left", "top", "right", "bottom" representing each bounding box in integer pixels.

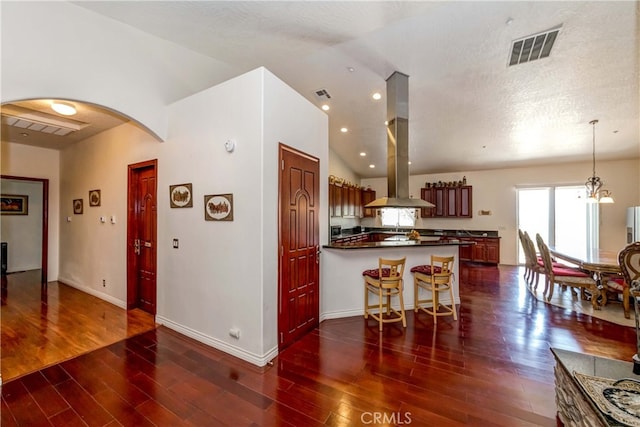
[{"left": 585, "top": 119, "right": 614, "bottom": 203}]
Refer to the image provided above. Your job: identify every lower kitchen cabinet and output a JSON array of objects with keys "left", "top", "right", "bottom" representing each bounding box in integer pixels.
[{"left": 459, "top": 237, "right": 500, "bottom": 264}]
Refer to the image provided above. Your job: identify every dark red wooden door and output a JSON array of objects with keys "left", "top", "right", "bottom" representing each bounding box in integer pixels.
[
  {"left": 278, "top": 144, "right": 320, "bottom": 349},
  {"left": 127, "top": 160, "right": 157, "bottom": 314}
]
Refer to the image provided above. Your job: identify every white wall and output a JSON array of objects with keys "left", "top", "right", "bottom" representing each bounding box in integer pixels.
[
  {"left": 361, "top": 159, "right": 638, "bottom": 265},
  {"left": 157, "top": 68, "right": 266, "bottom": 362},
  {"left": 0, "top": 142, "right": 60, "bottom": 280},
  {"left": 1, "top": 1, "right": 236, "bottom": 141},
  {"left": 56, "top": 67, "right": 327, "bottom": 366},
  {"left": 263, "top": 69, "right": 329, "bottom": 355},
  {"left": 0, "top": 180, "right": 42, "bottom": 272},
  {"left": 59, "top": 124, "right": 158, "bottom": 306}
]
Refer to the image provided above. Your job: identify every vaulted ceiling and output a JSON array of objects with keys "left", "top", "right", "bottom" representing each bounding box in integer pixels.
[{"left": 3, "top": 1, "right": 638, "bottom": 178}]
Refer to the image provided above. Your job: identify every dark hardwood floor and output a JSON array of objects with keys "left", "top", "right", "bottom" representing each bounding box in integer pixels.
[
  {"left": 1, "top": 270, "right": 156, "bottom": 382},
  {"left": 1, "top": 263, "right": 635, "bottom": 426}
]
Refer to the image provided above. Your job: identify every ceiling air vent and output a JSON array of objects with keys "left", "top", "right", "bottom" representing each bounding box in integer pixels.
[
  {"left": 1, "top": 110, "right": 88, "bottom": 136},
  {"left": 509, "top": 26, "right": 560, "bottom": 66},
  {"left": 313, "top": 88, "right": 331, "bottom": 100}
]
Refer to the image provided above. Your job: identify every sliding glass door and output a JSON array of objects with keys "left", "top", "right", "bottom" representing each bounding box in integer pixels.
[{"left": 517, "top": 186, "right": 598, "bottom": 264}]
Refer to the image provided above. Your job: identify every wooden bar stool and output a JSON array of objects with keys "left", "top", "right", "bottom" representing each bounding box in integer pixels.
[
  {"left": 362, "top": 257, "right": 407, "bottom": 331},
  {"left": 411, "top": 255, "right": 457, "bottom": 323}
]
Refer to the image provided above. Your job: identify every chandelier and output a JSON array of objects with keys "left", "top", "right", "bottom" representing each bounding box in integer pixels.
[{"left": 585, "top": 119, "right": 614, "bottom": 204}]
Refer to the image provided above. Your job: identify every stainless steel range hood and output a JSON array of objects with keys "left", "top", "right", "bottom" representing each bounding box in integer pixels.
[{"left": 365, "top": 71, "right": 435, "bottom": 209}]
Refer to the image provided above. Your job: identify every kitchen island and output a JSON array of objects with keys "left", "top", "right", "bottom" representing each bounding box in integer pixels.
[{"left": 320, "top": 238, "right": 470, "bottom": 321}]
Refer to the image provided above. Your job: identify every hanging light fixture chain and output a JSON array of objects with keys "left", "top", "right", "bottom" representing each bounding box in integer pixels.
[{"left": 590, "top": 119, "right": 598, "bottom": 178}]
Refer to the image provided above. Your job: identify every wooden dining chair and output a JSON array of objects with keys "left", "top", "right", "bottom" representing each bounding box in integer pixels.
[
  {"left": 522, "top": 231, "right": 545, "bottom": 292},
  {"left": 536, "top": 234, "right": 597, "bottom": 306},
  {"left": 362, "top": 257, "right": 407, "bottom": 331},
  {"left": 602, "top": 274, "right": 630, "bottom": 318},
  {"left": 616, "top": 242, "right": 640, "bottom": 318},
  {"left": 411, "top": 255, "right": 457, "bottom": 324},
  {"left": 518, "top": 229, "right": 533, "bottom": 284}
]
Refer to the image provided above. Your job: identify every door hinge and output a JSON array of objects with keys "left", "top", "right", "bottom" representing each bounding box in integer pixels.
[
  {"left": 281, "top": 159, "right": 284, "bottom": 170},
  {"left": 280, "top": 332, "right": 283, "bottom": 343}
]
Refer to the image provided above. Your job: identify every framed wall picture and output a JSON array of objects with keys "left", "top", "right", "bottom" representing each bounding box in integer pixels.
[
  {"left": 0, "top": 194, "right": 28, "bottom": 215},
  {"left": 73, "top": 199, "right": 83, "bottom": 214},
  {"left": 204, "top": 193, "right": 233, "bottom": 221},
  {"left": 89, "top": 189, "right": 101, "bottom": 207},
  {"left": 169, "top": 183, "right": 193, "bottom": 208}
]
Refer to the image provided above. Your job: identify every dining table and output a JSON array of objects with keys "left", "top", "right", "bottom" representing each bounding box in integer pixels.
[{"left": 548, "top": 246, "right": 622, "bottom": 307}]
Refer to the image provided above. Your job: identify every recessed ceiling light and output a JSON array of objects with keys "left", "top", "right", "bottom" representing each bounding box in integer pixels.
[
  {"left": 384, "top": 121, "right": 388, "bottom": 125},
  {"left": 51, "top": 101, "right": 77, "bottom": 116},
  {"left": 321, "top": 104, "right": 330, "bottom": 111},
  {"left": 408, "top": 161, "right": 412, "bottom": 165},
  {"left": 372, "top": 93, "right": 382, "bottom": 100},
  {"left": 340, "top": 127, "right": 348, "bottom": 133},
  {"left": 20, "top": 132, "right": 29, "bottom": 137},
  {"left": 347, "top": 67, "right": 355, "bottom": 72},
  {"left": 359, "top": 152, "right": 366, "bottom": 157},
  {"left": 369, "top": 164, "right": 375, "bottom": 168}
]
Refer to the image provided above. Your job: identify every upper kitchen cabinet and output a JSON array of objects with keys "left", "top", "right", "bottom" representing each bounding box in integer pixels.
[
  {"left": 329, "top": 181, "right": 342, "bottom": 217},
  {"left": 329, "top": 176, "right": 375, "bottom": 218},
  {"left": 421, "top": 185, "right": 472, "bottom": 218},
  {"left": 361, "top": 188, "right": 376, "bottom": 218}
]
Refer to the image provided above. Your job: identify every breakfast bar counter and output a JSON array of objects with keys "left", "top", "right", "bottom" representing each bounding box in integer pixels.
[{"left": 320, "top": 240, "right": 466, "bottom": 320}]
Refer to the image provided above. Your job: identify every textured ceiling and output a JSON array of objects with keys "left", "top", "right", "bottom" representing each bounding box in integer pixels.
[{"left": 7, "top": 1, "right": 639, "bottom": 177}]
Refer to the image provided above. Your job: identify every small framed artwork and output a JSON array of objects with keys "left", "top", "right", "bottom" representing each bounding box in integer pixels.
[
  {"left": 169, "top": 183, "right": 193, "bottom": 208},
  {"left": 89, "top": 189, "right": 101, "bottom": 207},
  {"left": 204, "top": 193, "right": 233, "bottom": 221},
  {"left": 73, "top": 199, "right": 83, "bottom": 214},
  {"left": 0, "top": 194, "right": 28, "bottom": 215}
]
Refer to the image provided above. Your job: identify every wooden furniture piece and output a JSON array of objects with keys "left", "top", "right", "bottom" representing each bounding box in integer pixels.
[
  {"left": 552, "top": 348, "right": 640, "bottom": 427},
  {"left": 549, "top": 244, "right": 629, "bottom": 317},
  {"left": 362, "top": 257, "right": 407, "bottom": 331},
  {"left": 519, "top": 230, "right": 542, "bottom": 290},
  {"left": 619, "top": 242, "right": 640, "bottom": 286},
  {"left": 411, "top": 255, "right": 457, "bottom": 323},
  {"left": 537, "top": 235, "right": 598, "bottom": 308},
  {"left": 617, "top": 242, "right": 640, "bottom": 319},
  {"left": 420, "top": 185, "right": 472, "bottom": 218},
  {"left": 521, "top": 231, "right": 566, "bottom": 293}
]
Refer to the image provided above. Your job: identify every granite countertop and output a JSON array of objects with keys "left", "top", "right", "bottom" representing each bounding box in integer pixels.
[
  {"left": 324, "top": 239, "right": 472, "bottom": 250},
  {"left": 551, "top": 348, "right": 639, "bottom": 383},
  {"left": 333, "top": 228, "right": 500, "bottom": 239}
]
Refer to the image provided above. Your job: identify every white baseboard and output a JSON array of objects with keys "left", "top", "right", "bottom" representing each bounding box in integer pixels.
[
  {"left": 156, "top": 316, "right": 278, "bottom": 367},
  {"left": 56, "top": 276, "right": 126, "bottom": 309}
]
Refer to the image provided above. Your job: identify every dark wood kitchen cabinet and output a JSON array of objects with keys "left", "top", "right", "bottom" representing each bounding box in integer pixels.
[
  {"left": 420, "top": 185, "right": 472, "bottom": 218},
  {"left": 354, "top": 187, "right": 362, "bottom": 218},
  {"left": 458, "top": 236, "right": 499, "bottom": 264},
  {"left": 361, "top": 188, "right": 376, "bottom": 218},
  {"left": 342, "top": 185, "right": 351, "bottom": 217},
  {"left": 328, "top": 176, "right": 375, "bottom": 218},
  {"left": 329, "top": 182, "right": 342, "bottom": 217}
]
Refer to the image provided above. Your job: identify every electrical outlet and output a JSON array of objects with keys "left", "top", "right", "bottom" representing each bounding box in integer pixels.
[{"left": 102, "top": 279, "right": 106, "bottom": 287}]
